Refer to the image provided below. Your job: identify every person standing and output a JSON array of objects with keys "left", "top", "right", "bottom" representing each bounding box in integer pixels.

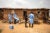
[
  {"left": 8, "top": 12, "right": 12, "bottom": 24},
  {"left": 28, "top": 12, "right": 34, "bottom": 28},
  {"left": 23, "top": 11, "right": 28, "bottom": 27}
]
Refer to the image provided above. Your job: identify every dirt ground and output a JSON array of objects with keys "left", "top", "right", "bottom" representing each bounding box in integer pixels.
[{"left": 0, "top": 20, "right": 50, "bottom": 33}]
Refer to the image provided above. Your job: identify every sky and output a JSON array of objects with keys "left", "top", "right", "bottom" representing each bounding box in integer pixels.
[{"left": 0, "top": 0, "right": 50, "bottom": 9}]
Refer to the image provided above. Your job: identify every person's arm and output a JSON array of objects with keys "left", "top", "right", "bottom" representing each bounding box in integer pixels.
[
  {"left": 28, "top": 14, "right": 30, "bottom": 18},
  {"left": 28, "top": 14, "right": 30, "bottom": 20},
  {"left": 16, "top": 15, "right": 19, "bottom": 20}
]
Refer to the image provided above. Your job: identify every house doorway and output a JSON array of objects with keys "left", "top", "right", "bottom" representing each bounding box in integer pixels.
[{"left": 0, "top": 9, "right": 3, "bottom": 20}]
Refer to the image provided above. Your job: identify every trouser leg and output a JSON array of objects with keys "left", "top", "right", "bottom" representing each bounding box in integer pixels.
[
  {"left": 9, "top": 22, "right": 11, "bottom": 24},
  {"left": 32, "top": 23, "right": 33, "bottom": 27},
  {"left": 25, "top": 22, "right": 27, "bottom": 27},
  {"left": 25, "top": 20, "right": 28, "bottom": 27},
  {"left": 29, "top": 23, "right": 31, "bottom": 27},
  {"left": 9, "top": 20, "right": 11, "bottom": 24},
  {"left": 14, "top": 19, "right": 16, "bottom": 24}
]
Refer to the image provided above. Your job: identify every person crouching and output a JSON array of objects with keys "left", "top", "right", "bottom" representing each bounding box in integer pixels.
[{"left": 13, "top": 13, "right": 19, "bottom": 24}]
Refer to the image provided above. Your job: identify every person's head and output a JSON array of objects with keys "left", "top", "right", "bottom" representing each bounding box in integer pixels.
[
  {"left": 9, "top": 12, "right": 11, "bottom": 14},
  {"left": 11, "top": 10, "right": 15, "bottom": 14}
]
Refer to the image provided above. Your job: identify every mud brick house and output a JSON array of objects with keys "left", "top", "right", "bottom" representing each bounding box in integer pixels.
[{"left": 0, "top": 8, "right": 50, "bottom": 23}]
